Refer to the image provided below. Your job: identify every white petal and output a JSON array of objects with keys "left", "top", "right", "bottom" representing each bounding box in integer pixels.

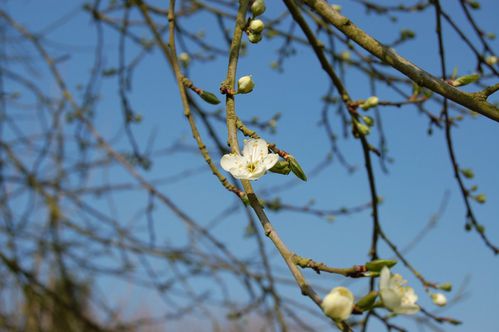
[
  {"left": 242, "top": 139, "right": 268, "bottom": 162},
  {"left": 394, "top": 303, "right": 420, "bottom": 315},
  {"left": 220, "top": 153, "right": 244, "bottom": 172},
  {"left": 262, "top": 153, "right": 279, "bottom": 170},
  {"left": 379, "top": 266, "right": 390, "bottom": 290},
  {"left": 380, "top": 288, "right": 402, "bottom": 311}
]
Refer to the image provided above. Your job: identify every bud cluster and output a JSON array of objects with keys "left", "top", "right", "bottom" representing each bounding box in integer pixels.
[{"left": 247, "top": 0, "right": 266, "bottom": 43}]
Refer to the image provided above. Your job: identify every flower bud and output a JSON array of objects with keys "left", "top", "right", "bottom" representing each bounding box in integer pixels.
[
  {"left": 321, "top": 287, "right": 354, "bottom": 322},
  {"left": 485, "top": 55, "right": 497, "bottom": 66},
  {"left": 248, "top": 32, "right": 263, "bottom": 44},
  {"left": 360, "top": 96, "right": 379, "bottom": 110},
  {"left": 339, "top": 51, "right": 351, "bottom": 61},
  {"left": 179, "top": 52, "right": 190, "bottom": 68},
  {"left": 354, "top": 121, "right": 370, "bottom": 136},
  {"left": 249, "top": 19, "right": 265, "bottom": 34},
  {"left": 237, "top": 75, "right": 255, "bottom": 94},
  {"left": 431, "top": 293, "right": 447, "bottom": 307},
  {"left": 250, "top": 0, "right": 266, "bottom": 16}
]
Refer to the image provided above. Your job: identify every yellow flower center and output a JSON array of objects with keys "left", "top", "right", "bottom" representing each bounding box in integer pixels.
[{"left": 246, "top": 162, "right": 257, "bottom": 173}]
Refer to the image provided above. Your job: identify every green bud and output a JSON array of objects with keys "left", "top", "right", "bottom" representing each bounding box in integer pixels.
[
  {"left": 248, "top": 19, "right": 265, "bottom": 34},
  {"left": 486, "top": 32, "right": 496, "bottom": 40},
  {"left": 365, "top": 259, "right": 397, "bottom": 272},
  {"left": 465, "top": 223, "right": 472, "bottom": 231},
  {"left": 475, "top": 193, "right": 487, "bottom": 204},
  {"left": 269, "top": 160, "right": 291, "bottom": 175},
  {"left": 359, "top": 96, "right": 379, "bottom": 110},
  {"left": 460, "top": 168, "right": 474, "bottom": 179},
  {"left": 476, "top": 224, "right": 485, "bottom": 234},
  {"left": 200, "top": 90, "right": 221, "bottom": 105},
  {"left": 438, "top": 282, "right": 453, "bottom": 292},
  {"left": 363, "top": 116, "right": 375, "bottom": 127},
  {"left": 248, "top": 32, "right": 262, "bottom": 44},
  {"left": 354, "top": 121, "right": 370, "bottom": 136},
  {"left": 250, "top": 0, "right": 266, "bottom": 16},
  {"left": 470, "top": 185, "right": 478, "bottom": 192},
  {"left": 451, "top": 74, "right": 480, "bottom": 87},
  {"left": 179, "top": 52, "right": 190, "bottom": 68},
  {"left": 400, "top": 29, "right": 415, "bottom": 40},
  {"left": 468, "top": 1, "right": 480, "bottom": 9},
  {"left": 339, "top": 51, "right": 351, "bottom": 61},
  {"left": 355, "top": 291, "right": 378, "bottom": 311},
  {"left": 288, "top": 156, "right": 307, "bottom": 181}
]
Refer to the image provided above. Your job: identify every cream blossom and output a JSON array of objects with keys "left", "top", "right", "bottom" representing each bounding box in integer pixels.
[
  {"left": 379, "top": 266, "right": 420, "bottom": 314},
  {"left": 321, "top": 287, "right": 354, "bottom": 322},
  {"left": 220, "top": 139, "right": 278, "bottom": 180}
]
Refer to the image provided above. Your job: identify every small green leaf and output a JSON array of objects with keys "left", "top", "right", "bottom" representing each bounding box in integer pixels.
[
  {"left": 451, "top": 74, "right": 480, "bottom": 87},
  {"left": 460, "top": 168, "right": 474, "bottom": 179}
]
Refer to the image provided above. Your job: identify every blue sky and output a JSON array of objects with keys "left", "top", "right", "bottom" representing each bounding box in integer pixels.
[{"left": 2, "top": 0, "right": 499, "bottom": 331}]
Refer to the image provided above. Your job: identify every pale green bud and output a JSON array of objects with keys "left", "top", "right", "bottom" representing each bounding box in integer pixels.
[
  {"left": 400, "top": 29, "right": 415, "bottom": 40},
  {"left": 237, "top": 75, "right": 255, "bottom": 94},
  {"left": 250, "top": 0, "right": 266, "bottom": 16},
  {"left": 365, "top": 259, "right": 397, "bottom": 272},
  {"left": 360, "top": 96, "right": 379, "bottom": 110},
  {"left": 354, "top": 122, "right": 370, "bottom": 136},
  {"left": 249, "top": 19, "right": 265, "bottom": 34},
  {"left": 468, "top": 1, "right": 480, "bottom": 9},
  {"left": 248, "top": 32, "right": 262, "bottom": 44},
  {"left": 363, "top": 116, "right": 375, "bottom": 127},
  {"left": 450, "top": 74, "right": 480, "bottom": 87}
]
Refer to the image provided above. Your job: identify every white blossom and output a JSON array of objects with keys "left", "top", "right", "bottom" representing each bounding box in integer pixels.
[
  {"left": 321, "top": 287, "right": 354, "bottom": 322},
  {"left": 379, "top": 266, "right": 420, "bottom": 314},
  {"left": 220, "top": 139, "right": 278, "bottom": 180}
]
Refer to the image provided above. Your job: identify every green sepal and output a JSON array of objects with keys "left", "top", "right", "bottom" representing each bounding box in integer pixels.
[
  {"left": 200, "top": 90, "right": 221, "bottom": 105},
  {"left": 269, "top": 160, "right": 291, "bottom": 175},
  {"left": 365, "top": 259, "right": 397, "bottom": 272},
  {"left": 288, "top": 156, "right": 307, "bottom": 181},
  {"left": 355, "top": 291, "right": 379, "bottom": 312}
]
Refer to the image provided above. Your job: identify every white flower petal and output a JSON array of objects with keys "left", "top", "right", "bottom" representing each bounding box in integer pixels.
[
  {"left": 242, "top": 138, "right": 268, "bottom": 162},
  {"left": 262, "top": 153, "right": 279, "bottom": 170},
  {"left": 220, "top": 153, "right": 244, "bottom": 172},
  {"left": 379, "top": 266, "right": 390, "bottom": 290},
  {"left": 380, "top": 288, "right": 402, "bottom": 310}
]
